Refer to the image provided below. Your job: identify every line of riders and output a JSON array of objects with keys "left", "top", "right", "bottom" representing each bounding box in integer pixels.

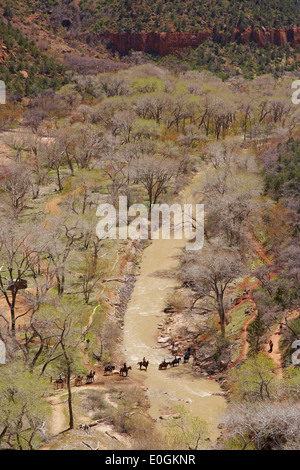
[
  {"left": 52, "top": 370, "right": 96, "bottom": 389},
  {"left": 53, "top": 348, "right": 192, "bottom": 388}
]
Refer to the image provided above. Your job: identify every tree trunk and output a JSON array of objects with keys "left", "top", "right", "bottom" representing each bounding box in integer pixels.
[
  {"left": 67, "top": 364, "right": 74, "bottom": 429},
  {"left": 217, "top": 293, "right": 226, "bottom": 337}
]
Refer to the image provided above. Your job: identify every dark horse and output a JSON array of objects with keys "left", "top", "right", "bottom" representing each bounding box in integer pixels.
[
  {"left": 120, "top": 364, "right": 132, "bottom": 377},
  {"left": 158, "top": 360, "right": 171, "bottom": 370},
  {"left": 86, "top": 371, "right": 95, "bottom": 384},
  {"left": 104, "top": 364, "right": 115, "bottom": 375},
  {"left": 183, "top": 353, "right": 190, "bottom": 363},
  {"left": 171, "top": 357, "right": 181, "bottom": 367},
  {"left": 137, "top": 358, "right": 149, "bottom": 371}
]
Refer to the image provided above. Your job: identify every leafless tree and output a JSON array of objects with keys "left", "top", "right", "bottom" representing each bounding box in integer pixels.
[
  {"left": 180, "top": 244, "right": 244, "bottom": 337},
  {"left": 135, "top": 155, "right": 178, "bottom": 208},
  {"left": 222, "top": 402, "right": 300, "bottom": 450},
  {"left": 0, "top": 164, "right": 32, "bottom": 217},
  {"left": 0, "top": 221, "right": 42, "bottom": 336}
]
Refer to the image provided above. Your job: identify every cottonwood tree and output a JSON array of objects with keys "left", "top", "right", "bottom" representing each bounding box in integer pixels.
[
  {"left": 0, "top": 220, "right": 41, "bottom": 336},
  {"left": 111, "top": 110, "right": 138, "bottom": 144},
  {"left": 135, "top": 155, "right": 178, "bottom": 208},
  {"left": 36, "top": 299, "right": 85, "bottom": 430},
  {"left": 42, "top": 217, "right": 75, "bottom": 296},
  {"left": 0, "top": 164, "right": 32, "bottom": 217},
  {"left": 92, "top": 313, "right": 121, "bottom": 363},
  {"left": 199, "top": 158, "right": 262, "bottom": 249},
  {"left": 98, "top": 75, "right": 129, "bottom": 97},
  {"left": 101, "top": 156, "right": 128, "bottom": 205},
  {"left": 72, "top": 124, "right": 103, "bottom": 169},
  {"left": 230, "top": 353, "right": 277, "bottom": 401},
  {"left": 23, "top": 107, "right": 46, "bottom": 134},
  {"left": 167, "top": 94, "right": 190, "bottom": 132},
  {"left": 222, "top": 401, "right": 300, "bottom": 450},
  {"left": 165, "top": 405, "right": 209, "bottom": 450},
  {"left": 50, "top": 128, "right": 76, "bottom": 175},
  {"left": 25, "top": 134, "right": 50, "bottom": 199},
  {"left": 2, "top": 134, "right": 27, "bottom": 164},
  {"left": 43, "top": 139, "right": 68, "bottom": 192},
  {"left": 134, "top": 92, "right": 170, "bottom": 124},
  {"left": 180, "top": 244, "right": 244, "bottom": 337},
  {"left": 0, "top": 218, "right": 58, "bottom": 369},
  {"left": 0, "top": 362, "right": 50, "bottom": 450},
  {"left": 76, "top": 251, "right": 109, "bottom": 304},
  {"left": 211, "top": 100, "right": 236, "bottom": 140},
  {"left": 4, "top": 132, "right": 51, "bottom": 200}
]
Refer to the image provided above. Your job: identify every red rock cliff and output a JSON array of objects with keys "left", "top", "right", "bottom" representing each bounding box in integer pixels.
[{"left": 102, "top": 27, "right": 300, "bottom": 56}]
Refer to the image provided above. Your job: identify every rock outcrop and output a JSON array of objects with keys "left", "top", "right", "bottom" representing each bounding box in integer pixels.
[
  {"left": 101, "top": 27, "right": 300, "bottom": 56},
  {"left": 0, "top": 44, "right": 8, "bottom": 64}
]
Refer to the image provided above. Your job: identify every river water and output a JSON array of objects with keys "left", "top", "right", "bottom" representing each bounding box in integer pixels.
[{"left": 123, "top": 174, "right": 227, "bottom": 443}]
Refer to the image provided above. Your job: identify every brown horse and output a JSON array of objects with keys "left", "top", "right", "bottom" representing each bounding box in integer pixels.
[
  {"left": 137, "top": 359, "right": 149, "bottom": 371},
  {"left": 120, "top": 365, "right": 132, "bottom": 377},
  {"left": 158, "top": 361, "right": 171, "bottom": 370},
  {"left": 53, "top": 376, "right": 66, "bottom": 389},
  {"left": 75, "top": 376, "right": 83, "bottom": 386}
]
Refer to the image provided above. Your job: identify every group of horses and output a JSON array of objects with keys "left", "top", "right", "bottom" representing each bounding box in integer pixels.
[
  {"left": 52, "top": 371, "right": 96, "bottom": 389},
  {"left": 53, "top": 352, "right": 191, "bottom": 388},
  {"left": 104, "top": 353, "right": 190, "bottom": 376},
  {"left": 158, "top": 354, "right": 190, "bottom": 369},
  {"left": 103, "top": 358, "right": 149, "bottom": 377}
]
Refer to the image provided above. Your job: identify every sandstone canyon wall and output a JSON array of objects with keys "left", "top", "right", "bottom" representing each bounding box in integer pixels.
[{"left": 101, "top": 27, "right": 300, "bottom": 56}]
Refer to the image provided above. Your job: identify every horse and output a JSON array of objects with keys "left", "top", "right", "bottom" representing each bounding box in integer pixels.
[
  {"left": 75, "top": 375, "right": 83, "bottom": 386},
  {"left": 86, "top": 371, "right": 95, "bottom": 384},
  {"left": 158, "top": 361, "right": 171, "bottom": 370},
  {"left": 119, "top": 365, "right": 132, "bottom": 377},
  {"left": 183, "top": 353, "right": 190, "bottom": 363},
  {"left": 137, "top": 359, "right": 149, "bottom": 371},
  {"left": 79, "top": 424, "right": 90, "bottom": 434},
  {"left": 171, "top": 357, "right": 181, "bottom": 367},
  {"left": 104, "top": 364, "right": 115, "bottom": 375},
  {"left": 53, "top": 376, "right": 67, "bottom": 389}
]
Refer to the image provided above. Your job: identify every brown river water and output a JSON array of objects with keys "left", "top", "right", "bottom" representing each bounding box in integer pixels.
[{"left": 123, "top": 173, "right": 227, "bottom": 443}]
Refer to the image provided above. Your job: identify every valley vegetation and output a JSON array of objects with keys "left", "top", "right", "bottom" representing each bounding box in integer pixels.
[{"left": 0, "top": 53, "right": 299, "bottom": 450}]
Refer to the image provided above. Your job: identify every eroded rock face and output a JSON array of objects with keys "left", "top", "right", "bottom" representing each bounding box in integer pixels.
[
  {"left": 0, "top": 44, "right": 8, "bottom": 64},
  {"left": 101, "top": 27, "right": 300, "bottom": 56}
]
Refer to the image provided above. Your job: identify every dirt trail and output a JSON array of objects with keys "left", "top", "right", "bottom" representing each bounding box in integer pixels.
[
  {"left": 45, "top": 186, "right": 84, "bottom": 216},
  {"left": 232, "top": 232, "right": 292, "bottom": 374},
  {"left": 247, "top": 234, "right": 285, "bottom": 370},
  {"left": 263, "top": 309, "right": 299, "bottom": 376}
]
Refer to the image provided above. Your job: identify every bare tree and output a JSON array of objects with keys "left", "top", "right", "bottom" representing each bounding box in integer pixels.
[
  {"left": 222, "top": 401, "right": 300, "bottom": 450},
  {"left": 180, "top": 244, "right": 244, "bottom": 337},
  {"left": 72, "top": 124, "right": 103, "bottom": 169},
  {"left": 135, "top": 155, "right": 178, "bottom": 208},
  {"left": 0, "top": 221, "right": 41, "bottom": 336},
  {"left": 0, "top": 164, "right": 32, "bottom": 217}
]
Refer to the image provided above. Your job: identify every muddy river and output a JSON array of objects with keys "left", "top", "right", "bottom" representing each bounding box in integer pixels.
[{"left": 123, "top": 175, "right": 227, "bottom": 443}]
